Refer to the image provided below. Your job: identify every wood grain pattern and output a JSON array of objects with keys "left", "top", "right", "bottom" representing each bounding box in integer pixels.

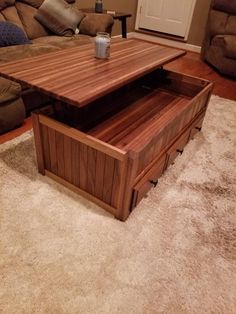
[
  {"left": 31, "top": 113, "right": 45, "bottom": 175},
  {"left": 102, "top": 155, "right": 115, "bottom": 205},
  {"left": 0, "top": 39, "right": 185, "bottom": 107},
  {"left": 64, "top": 136, "right": 72, "bottom": 183},
  {"left": 55, "top": 131, "right": 65, "bottom": 179},
  {"left": 71, "top": 140, "right": 80, "bottom": 187},
  {"left": 94, "top": 151, "right": 106, "bottom": 200},
  {"left": 41, "top": 125, "right": 51, "bottom": 171},
  {"left": 48, "top": 128, "right": 58, "bottom": 175},
  {"left": 79, "top": 143, "right": 87, "bottom": 191}
]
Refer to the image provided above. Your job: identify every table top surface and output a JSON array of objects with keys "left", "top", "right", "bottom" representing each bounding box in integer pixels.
[
  {"left": 0, "top": 39, "right": 185, "bottom": 107},
  {"left": 81, "top": 8, "right": 132, "bottom": 18}
]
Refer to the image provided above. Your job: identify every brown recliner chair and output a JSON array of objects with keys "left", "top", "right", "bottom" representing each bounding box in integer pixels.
[{"left": 201, "top": 0, "right": 236, "bottom": 77}]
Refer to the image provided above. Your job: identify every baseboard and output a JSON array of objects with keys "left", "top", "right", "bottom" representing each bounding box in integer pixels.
[
  {"left": 112, "top": 32, "right": 201, "bottom": 53},
  {"left": 111, "top": 33, "right": 135, "bottom": 39}
]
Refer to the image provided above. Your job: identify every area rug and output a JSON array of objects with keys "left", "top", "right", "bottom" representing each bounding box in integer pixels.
[{"left": 0, "top": 95, "right": 236, "bottom": 314}]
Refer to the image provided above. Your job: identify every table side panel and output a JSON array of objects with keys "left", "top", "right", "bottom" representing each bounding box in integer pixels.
[
  {"left": 133, "top": 84, "right": 212, "bottom": 175},
  {"left": 32, "top": 114, "right": 129, "bottom": 214}
]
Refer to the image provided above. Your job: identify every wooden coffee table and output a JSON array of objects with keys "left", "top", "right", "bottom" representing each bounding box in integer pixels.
[{"left": 0, "top": 39, "right": 213, "bottom": 220}]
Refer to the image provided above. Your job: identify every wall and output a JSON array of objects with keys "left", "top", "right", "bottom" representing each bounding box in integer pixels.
[
  {"left": 77, "top": 0, "right": 211, "bottom": 47},
  {"left": 188, "top": 0, "right": 212, "bottom": 46}
]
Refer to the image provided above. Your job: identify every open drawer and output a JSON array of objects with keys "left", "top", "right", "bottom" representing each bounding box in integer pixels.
[{"left": 32, "top": 69, "right": 213, "bottom": 220}]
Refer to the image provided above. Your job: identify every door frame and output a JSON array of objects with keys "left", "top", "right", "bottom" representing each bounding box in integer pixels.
[{"left": 135, "top": 0, "right": 197, "bottom": 41}]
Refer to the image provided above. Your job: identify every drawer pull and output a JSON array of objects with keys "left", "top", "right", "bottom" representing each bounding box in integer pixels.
[
  {"left": 176, "top": 149, "right": 183, "bottom": 155},
  {"left": 195, "top": 126, "right": 201, "bottom": 131},
  {"left": 149, "top": 179, "right": 158, "bottom": 187}
]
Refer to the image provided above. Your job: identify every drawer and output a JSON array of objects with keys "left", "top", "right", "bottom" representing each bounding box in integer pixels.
[
  {"left": 189, "top": 111, "right": 205, "bottom": 140},
  {"left": 132, "top": 154, "right": 166, "bottom": 208},
  {"left": 166, "top": 130, "right": 190, "bottom": 167}
]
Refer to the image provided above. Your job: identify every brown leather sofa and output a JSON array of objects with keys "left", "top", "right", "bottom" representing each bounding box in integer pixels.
[
  {"left": 0, "top": 0, "right": 114, "bottom": 134},
  {"left": 201, "top": 0, "right": 236, "bottom": 77}
]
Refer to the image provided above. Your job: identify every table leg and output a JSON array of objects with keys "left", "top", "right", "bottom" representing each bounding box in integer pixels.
[{"left": 120, "top": 17, "right": 127, "bottom": 38}]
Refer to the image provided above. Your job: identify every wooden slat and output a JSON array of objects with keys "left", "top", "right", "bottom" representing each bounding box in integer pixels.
[
  {"left": 94, "top": 151, "right": 106, "bottom": 200},
  {"left": 55, "top": 132, "right": 65, "bottom": 179},
  {"left": 48, "top": 128, "right": 58, "bottom": 175},
  {"left": 111, "top": 158, "right": 128, "bottom": 210},
  {"left": 110, "top": 160, "right": 122, "bottom": 208},
  {"left": 115, "top": 155, "right": 139, "bottom": 221},
  {"left": 79, "top": 143, "right": 88, "bottom": 191},
  {"left": 64, "top": 136, "right": 72, "bottom": 182},
  {"left": 41, "top": 125, "right": 51, "bottom": 171},
  {"left": 87, "top": 147, "right": 97, "bottom": 195},
  {"left": 119, "top": 97, "right": 189, "bottom": 151},
  {"left": 31, "top": 113, "right": 45, "bottom": 175},
  {"left": 88, "top": 90, "right": 175, "bottom": 144},
  {"left": 71, "top": 140, "right": 80, "bottom": 187},
  {"left": 102, "top": 156, "right": 115, "bottom": 205}
]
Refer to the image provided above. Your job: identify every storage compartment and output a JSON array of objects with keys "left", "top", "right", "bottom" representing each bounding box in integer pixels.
[{"left": 32, "top": 69, "right": 213, "bottom": 220}]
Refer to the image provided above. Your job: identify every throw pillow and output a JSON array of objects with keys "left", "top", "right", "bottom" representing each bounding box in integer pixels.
[
  {"left": 0, "top": 21, "right": 31, "bottom": 47},
  {"left": 16, "top": 0, "right": 75, "bottom": 8},
  {"left": 34, "top": 0, "right": 85, "bottom": 36}
]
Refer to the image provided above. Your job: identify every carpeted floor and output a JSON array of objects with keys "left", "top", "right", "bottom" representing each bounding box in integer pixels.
[{"left": 0, "top": 95, "right": 236, "bottom": 314}]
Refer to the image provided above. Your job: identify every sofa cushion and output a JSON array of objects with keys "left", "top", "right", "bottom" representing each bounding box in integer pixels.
[
  {"left": 17, "top": 0, "right": 44, "bottom": 8},
  {"left": 211, "top": 34, "right": 236, "bottom": 59},
  {"left": 0, "top": 97, "right": 25, "bottom": 134},
  {"left": 17, "top": 0, "right": 75, "bottom": 6},
  {"left": 0, "top": 5, "right": 26, "bottom": 32},
  {"left": 209, "top": 10, "right": 228, "bottom": 37},
  {"left": 0, "top": 0, "right": 15, "bottom": 11},
  {"left": 226, "top": 15, "right": 236, "bottom": 36},
  {"left": 32, "top": 34, "right": 91, "bottom": 49},
  {"left": 223, "top": 35, "right": 236, "bottom": 58},
  {"left": 15, "top": 2, "right": 51, "bottom": 39},
  {"left": 0, "top": 21, "right": 31, "bottom": 47},
  {"left": 213, "top": 0, "right": 236, "bottom": 15},
  {"left": 0, "top": 42, "right": 61, "bottom": 65},
  {"left": 0, "top": 77, "right": 21, "bottom": 103},
  {"left": 35, "top": 0, "right": 85, "bottom": 36}
]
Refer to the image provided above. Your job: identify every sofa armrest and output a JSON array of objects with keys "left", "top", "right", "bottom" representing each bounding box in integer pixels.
[
  {"left": 0, "top": 77, "right": 21, "bottom": 104},
  {"left": 79, "top": 13, "right": 114, "bottom": 37}
]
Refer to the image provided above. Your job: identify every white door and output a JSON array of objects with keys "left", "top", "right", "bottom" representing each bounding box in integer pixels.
[{"left": 138, "top": 0, "right": 196, "bottom": 38}]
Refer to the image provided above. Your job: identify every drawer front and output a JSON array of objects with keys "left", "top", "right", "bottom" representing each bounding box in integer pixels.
[
  {"left": 166, "top": 130, "right": 190, "bottom": 167},
  {"left": 132, "top": 154, "right": 166, "bottom": 208},
  {"left": 189, "top": 111, "right": 205, "bottom": 140}
]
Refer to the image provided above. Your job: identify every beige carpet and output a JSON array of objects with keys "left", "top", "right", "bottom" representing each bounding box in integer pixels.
[{"left": 0, "top": 95, "right": 236, "bottom": 314}]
